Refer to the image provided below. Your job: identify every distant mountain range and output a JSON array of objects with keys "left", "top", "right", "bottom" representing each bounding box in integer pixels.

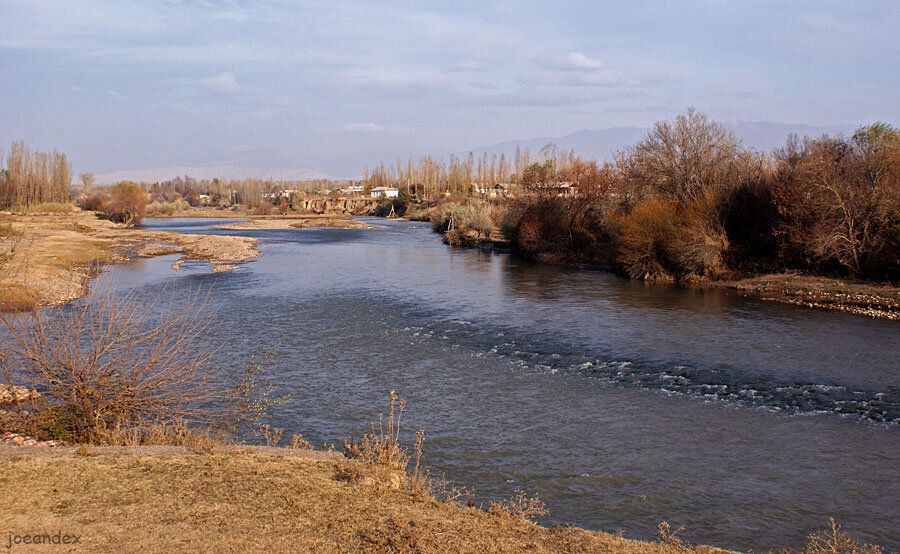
[
  {"left": 467, "top": 122, "right": 852, "bottom": 162},
  {"left": 93, "top": 122, "right": 853, "bottom": 184}
]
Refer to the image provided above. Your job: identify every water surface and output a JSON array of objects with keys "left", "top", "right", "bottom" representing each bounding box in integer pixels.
[{"left": 119, "top": 217, "right": 900, "bottom": 551}]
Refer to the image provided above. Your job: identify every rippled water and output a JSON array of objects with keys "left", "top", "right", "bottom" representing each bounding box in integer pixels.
[{"left": 114, "top": 217, "right": 900, "bottom": 551}]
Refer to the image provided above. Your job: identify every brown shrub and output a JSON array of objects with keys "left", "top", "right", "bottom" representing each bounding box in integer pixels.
[
  {"left": 0, "top": 284, "right": 222, "bottom": 443},
  {"left": 780, "top": 518, "right": 883, "bottom": 554},
  {"left": 430, "top": 200, "right": 495, "bottom": 246},
  {"left": 613, "top": 199, "right": 728, "bottom": 280},
  {"left": 488, "top": 490, "right": 549, "bottom": 523},
  {"left": 105, "top": 181, "right": 147, "bottom": 226},
  {"left": 80, "top": 192, "right": 109, "bottom": 212}
]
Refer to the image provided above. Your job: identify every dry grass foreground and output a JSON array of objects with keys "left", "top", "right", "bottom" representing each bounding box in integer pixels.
[
  {"left": 0, "top": 448, "right": 728, "bottom": 554},
  {"left": 0, "top": 210, "right": 260, "bottom": 310}
]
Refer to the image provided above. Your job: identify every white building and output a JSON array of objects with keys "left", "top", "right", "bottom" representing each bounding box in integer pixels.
[{"left": 370, "top": 186, "right": 399, "bottom": 198}]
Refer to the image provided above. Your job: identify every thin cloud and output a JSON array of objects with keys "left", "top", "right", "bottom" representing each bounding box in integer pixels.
[
  {"left": 201, "top": 72, "right": 241, "bottom": 93},
  {"left": 343, "top": 122, "right": 411, "bottom": 133},
  {"left": 444, "top": 59, "right": 488, "bottom": 72},
  {"left": 542, "top": 52, "right": 605, "bottom": 71}
]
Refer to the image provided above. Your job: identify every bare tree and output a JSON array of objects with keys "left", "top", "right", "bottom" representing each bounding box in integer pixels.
[
  {"left": 618, "top": 108, "right": 744, "bottom": 204},
  {"left": 80, "top": 172, "right": 95, "bottom": 195},
  {"left": 0, "top": 283, "right": 223, "bottom": 441},
  {"left": 773, "top": 127, "right": 900, "bottom": 275}
]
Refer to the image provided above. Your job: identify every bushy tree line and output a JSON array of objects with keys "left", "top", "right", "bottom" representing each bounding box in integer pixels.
[
  {"left": 0, "top": 141, "right": 71, "bottom": 210},
  {"left": 498, "top": 110, "right": 900, "bottom": 281}
]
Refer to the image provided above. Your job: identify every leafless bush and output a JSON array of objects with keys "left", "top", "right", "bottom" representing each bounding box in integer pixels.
[
  {"left": 0, "top": 282, "right": 223, "bottom": 443},
  {"left": 345, "top": 390, "right": 410, "bottom": 470},
  {"left": 769, "top": 518, "right": 884, "bottom": 554},
  {"left": 488, "top": 490, "right": 549, "bottom": 523},
  {"left": 618, "top": 108, "right": 745, "bottom": 204},
  {"left": 657, "top": 521, "right": 688, "bottom": 547}
]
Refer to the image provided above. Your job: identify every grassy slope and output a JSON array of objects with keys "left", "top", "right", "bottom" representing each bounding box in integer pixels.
[{"left": 0, "top": 450, "right": 727, "bottom": 553}]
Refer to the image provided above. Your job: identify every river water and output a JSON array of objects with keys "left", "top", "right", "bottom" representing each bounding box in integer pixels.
[{"left": 121, "top": 217, "right": 899, "bottom": 551}]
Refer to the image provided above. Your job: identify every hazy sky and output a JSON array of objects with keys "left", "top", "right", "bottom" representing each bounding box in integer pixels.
[{"left": 2, "top": 0, "right": 898, "bottom": 177}]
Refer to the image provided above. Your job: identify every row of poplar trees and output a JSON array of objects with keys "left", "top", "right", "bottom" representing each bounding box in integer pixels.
[{"left": 0, "top": 141, "right": 71, "bottom": 210}]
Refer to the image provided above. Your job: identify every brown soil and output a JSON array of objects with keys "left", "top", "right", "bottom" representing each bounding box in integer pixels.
[
  {"left": 0, "top": 210, "right": 260, "bottom": 311},
  {"left": 0, "top": 448, "right": 729, "bottom": 553}
]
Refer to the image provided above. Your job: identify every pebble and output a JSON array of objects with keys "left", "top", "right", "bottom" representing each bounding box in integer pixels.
[{"left": 1, "top": 430, "right": 68, "bottom": 448}]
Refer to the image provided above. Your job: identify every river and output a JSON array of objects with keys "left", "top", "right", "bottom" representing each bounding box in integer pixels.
[{"left": 119, "top": 216, "right": 899, "bottom": 551}]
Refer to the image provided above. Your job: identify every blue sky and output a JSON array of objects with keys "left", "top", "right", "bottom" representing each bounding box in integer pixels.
[{"left": 1, "top": 0, "right": 898, "bottom": 178}]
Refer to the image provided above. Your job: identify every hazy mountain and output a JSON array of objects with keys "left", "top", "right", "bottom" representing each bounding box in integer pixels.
[
  {"left": 94, "top": 148, "right": 334, "bottom": 185},
  {"left": 468, "top": 122, "right": 853, "bottom": 162},
  {"left": 94, "top": 122, "right": 854, "bottom": 183}
]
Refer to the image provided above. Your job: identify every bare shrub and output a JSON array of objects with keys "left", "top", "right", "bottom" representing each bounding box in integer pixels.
[
  {"left": 657, "top": 521, "right": 688, "bottom": 547},
  {"left": 787, "top": 518, "right": 883, "bottom": 554},
  {"left": 80, "top": 192, "right": 109, "bottom": 212},
  {"left": 146, "top": 199, "right": 190, "bottom": 217},
  {"left": 488, "top": 490, "right": 549, "bottom": 523},
  {"left": 0, "top": 283, "right": 223, "bottom": 443},
  {"left": 772, "top": 126, "right": 900, "bottom": 277},
  {"left": 501, "top": 158, "right": 613, "bottom": 262},
  {"left": 249, "top": 201, "right": 274, "bottom": 216},
  {"left": 345, "top": 390, "right": 410, "bottom": 470}
]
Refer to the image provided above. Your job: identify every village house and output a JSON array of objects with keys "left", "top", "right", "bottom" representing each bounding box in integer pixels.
[
  {"left": 370, "top": 186, "right": 399, "bottom": 198},
  {"left": 339, "top": 185, "right": 364, "bottom": 195}
]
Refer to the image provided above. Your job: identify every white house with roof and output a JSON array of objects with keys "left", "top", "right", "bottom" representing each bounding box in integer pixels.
[{"left": 370, "top": 186, "right": 399, "bottom": 198}]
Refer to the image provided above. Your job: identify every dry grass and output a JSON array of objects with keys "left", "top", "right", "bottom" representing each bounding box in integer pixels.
[
  {"left": 0, "top": 451, "right": 730, "bottom": 553},
  {"left": 0, "top": 211, "right": 260, "bottom": 310},
  {"left": 772, "top": 518, "right": 884, "bottom": 554}
]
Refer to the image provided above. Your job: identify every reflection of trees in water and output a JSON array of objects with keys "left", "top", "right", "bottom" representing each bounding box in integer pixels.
[{"left": 500, "top": 260, "right": 744, "bottom": 316}]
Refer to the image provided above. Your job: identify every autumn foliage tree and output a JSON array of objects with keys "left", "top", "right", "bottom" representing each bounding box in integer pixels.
[{"left": 106, "top": 181, "right": 148, "bottom": 226}]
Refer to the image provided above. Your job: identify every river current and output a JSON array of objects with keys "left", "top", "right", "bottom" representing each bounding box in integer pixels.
[{"left": 115, "top": 217, "right": 899, "bottom": 551}]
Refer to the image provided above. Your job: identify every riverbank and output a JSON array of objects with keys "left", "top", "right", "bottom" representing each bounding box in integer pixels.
[
  {"left": 716, "top": 273, "right": 900, "bottom": 320},
  {"left": 432, "top": 225, "right": 900, "bottom": 320},
  {"left": 0, "top": 445, "right": 727, "bottom": 553},
  {"left": 0, "top": 210, "right": 260, "bottom": 310}
]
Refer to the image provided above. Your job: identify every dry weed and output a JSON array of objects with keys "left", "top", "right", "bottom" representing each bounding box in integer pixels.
[{"left": 488, "top": 489, "right": 549, "bottom": 523}]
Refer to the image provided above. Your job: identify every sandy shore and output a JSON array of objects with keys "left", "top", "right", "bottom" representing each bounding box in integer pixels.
[{"left": 0, "top": 210, "right": 260, "bottom": 310}]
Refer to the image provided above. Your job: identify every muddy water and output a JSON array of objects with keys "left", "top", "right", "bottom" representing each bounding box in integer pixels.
[{"left": 121, "top": 217, "right": 900, "bottom": 551}]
